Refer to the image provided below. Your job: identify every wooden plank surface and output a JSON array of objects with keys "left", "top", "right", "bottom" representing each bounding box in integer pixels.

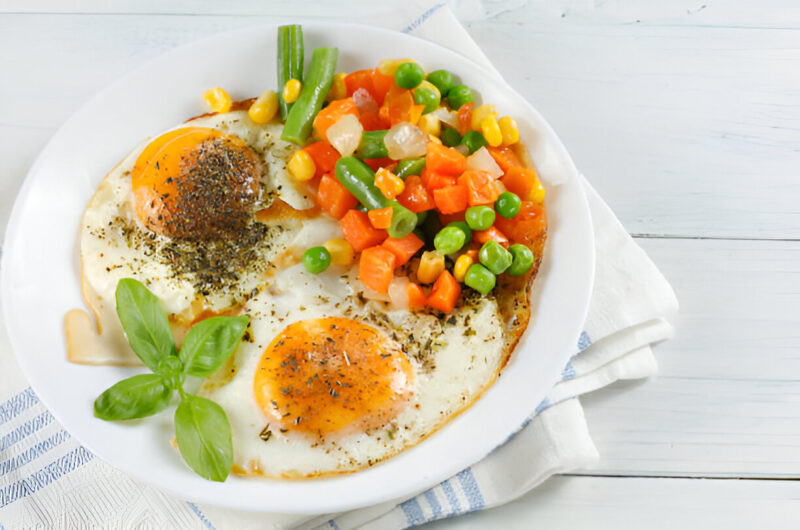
[{"left": 427, "top": 475, "right": 800, "bottom": 529}]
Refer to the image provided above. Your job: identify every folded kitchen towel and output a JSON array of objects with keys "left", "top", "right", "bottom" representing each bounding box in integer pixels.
[{"left": 0, "top": 3, "right": 678, "bottom": 529}]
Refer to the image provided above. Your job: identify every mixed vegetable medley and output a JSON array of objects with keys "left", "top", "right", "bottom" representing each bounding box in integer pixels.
[{"left": 203, "top": 24, "right": 547, "bottom": 314}]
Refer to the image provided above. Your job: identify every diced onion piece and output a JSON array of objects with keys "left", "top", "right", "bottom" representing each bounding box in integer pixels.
[
  {"left": 352, "top": 88, "right": 379, "bottom": 115},
  {"left": 466, "top": 146, "right": 504, "bottom": 179},
  {"left": 430, "top": 107, "right": 459, "bottom": 128},
  {"left": 454, "top": 144, "right": 470, "bottom": 156},
  {"left": 384, "top": 122, "right": 428, "bottom": 160},
  {"left": 327, "top": 114, "right": 363, "bottom": 157},
  {"left": 388, "top": 275, "right": 411, "bottom": 310},
  {"left": 494, "top": 179, "right": 507, "bottom": 194}
]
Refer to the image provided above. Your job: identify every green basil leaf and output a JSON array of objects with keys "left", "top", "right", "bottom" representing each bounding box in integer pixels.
[
  {"left": 94, "top": 373, "right": 173, "bottom": 421},
  {"left": 174, "top": 395, "right": 233, "bottom": 482},
  {"left": 115, "top": 278, "right": 177, "bottom": 371},
  {"left": 180, "top": 315, "right": 249, "bottom": 377}
]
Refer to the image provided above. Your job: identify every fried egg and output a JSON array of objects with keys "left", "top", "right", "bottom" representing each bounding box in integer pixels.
[
  {"left": 66, "top": 110, "right": 313, "bottom": 365},
  {"left": 199, "top": 259, "right": 508, "bottom": 477}
]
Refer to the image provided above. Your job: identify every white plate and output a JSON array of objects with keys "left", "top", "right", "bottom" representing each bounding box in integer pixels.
[{"left": 1, "top": 22, "right": 593, "bottom": 514}]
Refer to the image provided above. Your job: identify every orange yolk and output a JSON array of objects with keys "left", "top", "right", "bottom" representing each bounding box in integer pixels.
[
  {"left": 131, "top": 127, "right": 262, "bottom": 239},
  {"left": 253, "top": 317, "right": 414, "bottom": 438}
]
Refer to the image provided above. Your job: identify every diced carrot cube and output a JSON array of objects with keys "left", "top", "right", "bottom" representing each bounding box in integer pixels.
[
  {"left": 406, "top": 282, "right": 427, "bottom": 309},
  {"left": 397, "top": 175, "right": 436, "bottom": 213},
  {"left": 427, "top": 270, "right": 461, "bottom": 313},
  {"left": 472, "top": 226, "right": 510, "bottom": 248},
  {"left": 422, "top": 168, "right": 457, "bottom": 192},
  {"left": 426, "top": 141, "right": 467, "bottom": 176},
  {"left": 457, "top": 102, "right": 474, "bottom": 135},
  {"left": 433, "top": 185, "right": 469, "bottom": 214},
  {"left": 382, "top": 232, "right": 425, "bottom": 266},
  {"left": 303, "top": 141, "right": 340, "bottom": 178},
  {"left": 487, "top": 146, "right": 522, "bottom": 173},
  {"left": 313, "top": 98, "right": 359, "bottom": 141},
  {"left": 494, "top": 201, "right": 547, "bottom": 247},
  {"left": 500, "top": 166, "right": 539, "bottom": 200},
  {"left": 359, "top": 246, "right": 397, "bottom": 294},
  {"left": 317, "top": 173, "right": 359, "bottom": 219},
  {"left": 368, "top": 207, "right": 393, "bottom": 229},
  {"left": 339, "top": 209, "right": 388, "bottom": 251},
  {"left": 459, "top": 170, "right": 500, "bottom": 206}
]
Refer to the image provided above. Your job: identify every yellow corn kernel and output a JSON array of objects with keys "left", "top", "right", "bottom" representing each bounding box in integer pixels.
[
  {"left": 470, "top": 104, "right": 497, "bottom": 130},
  {"left": 248, "top": 89, "right": 279, "bottom": 124},
  {"left": 282, "top": 79, "right": 302, "bottom": 104},
  {"left": 288, "top": 149, "right": 316, "bottom": 182},
  {"left": 417, "top": 251, "right": 445, "bottom": 284},
  {"left": 418, "top": 114, "right": 441, "bottom": 137},
  {"left": 498, "top": 116, "right": 519, "bottom": 145},
  {"left": 203, "top": 87, "right": 232, "bottom": 113},
  {"left": 378, "top": 58, "right": 413, "bottom": 77},
  {"left": 529, "top": 177, "right": 546, "bottom": 204},
  {"left": 480, "top": 116, "right": 503, "bottom": 147},
  {"left": 324, "top": 238, "right": 354, "bottom": 266},
  {"left": 375, "top": 168, "right": 405, "bottom": 200},
  {"left": 428, "top": 134, "right": 442, "bottom": 145},
  {"left": 326, "top": 72, "right": 347, "bottom": 102},
  {"left": 453, "top": 254, "right": 474, "bottom": 283}
]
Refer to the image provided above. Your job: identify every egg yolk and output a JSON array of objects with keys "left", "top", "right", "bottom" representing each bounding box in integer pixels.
[
  {"left": 131, "top": 127, "right": 262, "bottom": 239},
  {"left": 253, "top": 317, "right": 414, "bottom": 438}
]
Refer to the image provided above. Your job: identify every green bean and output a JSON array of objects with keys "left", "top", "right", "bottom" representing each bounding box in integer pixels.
[
  {"left": 355, "top": 130, "right": 388, "bottom": 159},
  {"left": 395, "top": 157, "right": 426, "bottom": 179},
  {"left": 281, "top": 47, "right": 338, "bottom": 145},
  {"left": 334, "top": 157, "right": 417, "bottom": 238},
  {"left": 277, "top": 25, "right": 304, "bottom": 121}
]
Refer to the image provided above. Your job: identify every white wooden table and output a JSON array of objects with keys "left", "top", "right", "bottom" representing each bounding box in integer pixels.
[{"left": 2, "top": 0, "right": 800, "bottom": 527}]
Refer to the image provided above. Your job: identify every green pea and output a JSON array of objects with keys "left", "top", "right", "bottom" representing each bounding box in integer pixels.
[
  {"left": 479, "top": 241, "right": 512, "bottom": 275},
  {"left": 508, "top": 244, "right": 534, "bottom": 276},
  {"left": 495, "top": 191, "right": 521, "bottom": 218},
  {"left": 440, "top": 127, "right": 461, "bottom": 147},
  {"left": 395, "top": 62, "right": 425, "bottom": 89},
  {"left": 447, "top": 221, "right": 472, "bottom": 243},
  {"left": 465, "top": 263, "right": 496, "bottom": 295},
  {"left": 302, "top": 246, "right": 331, "bottom": 274},
  {"left": 465, "top": 206, "right": 496, "bottom": 231},
  {"left": 434, "top": 226, "right": 467, "bottom": 255},
  {"left": 426, "top": 69, "right": 456, "bottom": 96},
  {"left": 447, "top": 85, "right": 473, "bottom": 110},
  {"left": 460, "top": 130, "right": 487, "bottom": 155},
  {"left": 413, "top": 87, "right": 440, "bottom": 114}
]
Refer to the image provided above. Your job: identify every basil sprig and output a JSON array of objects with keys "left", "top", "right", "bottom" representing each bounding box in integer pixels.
[{"left": 93, "top": 278, "right": 248, "bottom": 482}]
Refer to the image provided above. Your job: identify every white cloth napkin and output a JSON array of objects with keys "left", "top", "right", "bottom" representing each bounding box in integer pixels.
[{"left": 0, "top": 3, "right": 678, "bottom": 529}]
